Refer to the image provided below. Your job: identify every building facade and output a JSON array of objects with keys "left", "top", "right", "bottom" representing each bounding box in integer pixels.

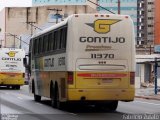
[
  {"left": 0, "top": 5, "right": 96, "bottom": 50},
  {"left": 137, "top": 0, "right": 155, "bottom": 54},
  {"left": 1, "top": 0, "right": 156, "bottom": 49},
  {"left": 32, "top": 0, "right": 86, "bottom": 5},
  {"left": 136, "top": 0, "right": 157, "bottom": 87},
  {"left": 154, "top": 0, "right": 160, "bottom": 52},
  {"left": 32, "top": 0, "right": 138, "bottom": 43},
  {"left": 0, "top": 9, "right": 5, "bottom": 48},
  {"left": 98, "top": 0, "right": 137, "bottom": 42}
]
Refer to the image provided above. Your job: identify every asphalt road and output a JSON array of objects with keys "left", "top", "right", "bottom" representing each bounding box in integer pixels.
[{"left": 0, "top": 85, "right": 160, "bottom": 120}]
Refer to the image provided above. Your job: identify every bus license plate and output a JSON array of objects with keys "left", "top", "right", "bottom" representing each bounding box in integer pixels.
[{"left": 102, "top": 79, "right": 113, "bottom": 83}]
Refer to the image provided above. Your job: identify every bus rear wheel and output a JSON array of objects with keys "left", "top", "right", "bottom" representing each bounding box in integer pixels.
[
  {"left": 51, "top": 85, "right": 64, "bottom": 109},
  {"left": 107, "top": 101, "right": 118, "bottom": 111},
  {"left": 33, "top": 82, "right": 41, "bottom": 102},
  {"left": 11, "top": 85, "right": 20, "bottom": 90},
  {"left": 16, "top": 85, "right": 20, "bottom": 90},
  {"left": 96, "top": 101, "right": 118, "bottom": 111},
  {"left": 6, "top": 86, "right": 10, "bottom": 89},
  {"left": 51, "top": 85, "right": 56, "bottom": 108},
  {"left": 34, "top": 94, "right": 41, "bottom": 102}
]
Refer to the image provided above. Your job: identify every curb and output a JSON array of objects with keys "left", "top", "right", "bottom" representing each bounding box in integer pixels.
[{"left": 135, "top": 95, "right": 160, "bottom": 100}]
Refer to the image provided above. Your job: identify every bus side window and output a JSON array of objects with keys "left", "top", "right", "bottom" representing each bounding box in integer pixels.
[
  {"left": 52, "top": 32, "right": 55, "bottom": 51},
  {"left": 42, "top": 36, "right": 45, "bottom": 53},
  {"left": 38, "top": 38, "right": 41, "bottom": 54},
  {"left": 59, "top": 29, "right": 63, "bottom": 49},
  {"left": 33, "top": 39, "right": 37, "bottom": 55},
  {"left": 56, "top": 30, "right": 60, "bottom": 50},
  {"left": 54, "top": 31, "right": 58, "bottom": 50},
  {"left": 61, "top": 27, "right": 67, "bottom": 49},
  {"left": 40, "top": 37, "right": 43, "bottom": 53},
  {"left": 48, "top": 33, "right": 52, "bottom": 51},
  {"left": 44, "top": 35, "right": 49, "bottom": 52},
  {"left": 36, "top": 38, "right": 39, "bottom": 55}
]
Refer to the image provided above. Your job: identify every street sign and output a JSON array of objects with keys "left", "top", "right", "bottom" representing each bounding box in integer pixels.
[{"left": 48, "top": 14, "right": 62, "bottom": 23}]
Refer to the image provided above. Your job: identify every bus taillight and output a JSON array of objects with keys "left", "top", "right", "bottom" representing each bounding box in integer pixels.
[
  {"left": 130, "top": 72, "right": 135, "bottom": 85},
  {"left": 125, "top": 16, "right": 129, "bottom": 19},
  {"left": 68, "top": 72, "right": 73, "bottom": 84},
  {"left": 23, "top": 73, "right": 25, "bottom": 78}
]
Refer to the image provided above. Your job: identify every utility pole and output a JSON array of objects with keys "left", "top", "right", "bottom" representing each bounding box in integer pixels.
[
  {"left": 118, "top": 0, "right": 121, "bottom": 14},
  {"left": 13, "top": 34, "right": 16, "bottom": 48},
  {"left": 25, "top": 22, "right": 36, "bottom": 36},
  {"left": 47, "top": 8, "right": 62, "bottom": 24},
  {"left": 6, "top": 33, "right": 29, "bottom": 48},
  {"left": 154, "top": 58, "right": 158, "bottom": 95},
  {"left": 6, "top": 33, "right": 17, "bottom": 48},
  {"left": 0, "top": 39, "right": 4, "bottom": 48},
  {"left": 25, "top": 22, "right": 42, "bottom": 36}
]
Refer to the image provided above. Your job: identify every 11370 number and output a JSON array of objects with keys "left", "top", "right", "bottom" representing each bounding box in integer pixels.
[{"left": 91, "top": 53, "right": 114, "bottom": 59}]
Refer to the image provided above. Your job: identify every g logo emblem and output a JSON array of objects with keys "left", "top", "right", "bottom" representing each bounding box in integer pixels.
[
  {"left": 7, "top": 51, "right": 17, "bottom": 57},
  {"left": 94, "top": 19, "right": 121, "bottom": 34}
]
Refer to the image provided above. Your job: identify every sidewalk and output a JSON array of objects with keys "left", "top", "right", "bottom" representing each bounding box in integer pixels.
[{"left": 135, "top": 86, "right": 160, "bottom": 100}]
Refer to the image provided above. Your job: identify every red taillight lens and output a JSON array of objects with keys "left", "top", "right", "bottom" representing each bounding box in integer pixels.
[
  {"left": 130, "top": 72, "right": 135, "bottom": 85},
  {"left": 68, "top": 72, "right": 73, "bottom": 84},
  {"left": 125, "top": 16, "right": 129, "bottom": 19}
]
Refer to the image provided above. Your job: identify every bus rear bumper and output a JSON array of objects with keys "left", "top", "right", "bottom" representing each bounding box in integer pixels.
[
  {"left": 67, "top": 89, "right": 135, "bottom": 101},
  {"left": 0, "top": 79, "right": 24, "bottom": 86}
]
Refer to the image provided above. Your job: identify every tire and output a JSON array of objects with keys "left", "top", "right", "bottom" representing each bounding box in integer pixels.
[
  {"left": 34, "top": 94, "right": 41, "bottom": 102},
  {"left": 32, "top": 80, "right": 35, "bottom": 94},
  {"left": 56, "top": 91, "right": 63, "bottom": 109},
  {"left": 51, "top": 84, "right": 64, "bottom": 109},
  {"left": 12, "top": 86, "right": 16, "bottom": 89},
  {"left": 51, "top": 85, "right": 57, "bottom": 108},
  {"left": 108, "top": 101, "right": 118, "bottom": 111},
  {"left": 6, "top": 86, "right": 10, "bottom": 89},
  {"left": 33, "top": 81, "right": 41, "bottom": 102},
  {"left": 16, "top": 85, "right": 20, "bottom": 90}
]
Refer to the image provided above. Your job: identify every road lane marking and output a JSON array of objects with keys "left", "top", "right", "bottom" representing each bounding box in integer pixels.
[
  {"left": 69, "top": 113, "right": 77, "bottom": 116},
  {"left": 135, "top": 101, "right": 160, "bottom": 106},
  {"left": 5, "top": 92, "right": 9, "bottom": 95},
  {"left": 17, "top": 97, "right": 23, "bottom": 100},
  {"left": 145, "top": 112, "right": 154, "bottom": 114},
  {"left": 35, "top": 102, "right": 42, "bottom": 105}
]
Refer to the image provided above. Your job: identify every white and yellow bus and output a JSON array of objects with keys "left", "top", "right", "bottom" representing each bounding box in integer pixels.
[
  {"left": 0, "top": 48, "right": 25, "bottom": 89},
  {"left": 28, "top": 14, "right": 135, "bottom": 111}
]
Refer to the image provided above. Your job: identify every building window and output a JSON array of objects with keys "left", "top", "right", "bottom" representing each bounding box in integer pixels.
[
  {"left": 148, "top": 25, "right": 154, "bottom": 27},
  {"left": 148, "top": 2, "right": 154, "bottom": 5},
  {"left": 148, "top": 32, "right": 153, "bottom": 35},
  {"left": 148, "top": 17, "right": 153, "bottom": 20}
]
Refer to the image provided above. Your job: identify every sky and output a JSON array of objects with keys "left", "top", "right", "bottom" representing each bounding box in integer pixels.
[{"left": 0, "top": 0, "right": 32, "bottom": 10}]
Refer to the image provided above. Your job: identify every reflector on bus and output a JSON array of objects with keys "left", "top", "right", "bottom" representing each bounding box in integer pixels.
[{"left": 79, "top": 64, "right": 126, "bottom": 71}]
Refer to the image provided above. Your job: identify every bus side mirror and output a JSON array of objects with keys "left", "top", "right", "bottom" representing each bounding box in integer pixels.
[{"left": 23, "top": 57, "right": 27, "bottom": 68}]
